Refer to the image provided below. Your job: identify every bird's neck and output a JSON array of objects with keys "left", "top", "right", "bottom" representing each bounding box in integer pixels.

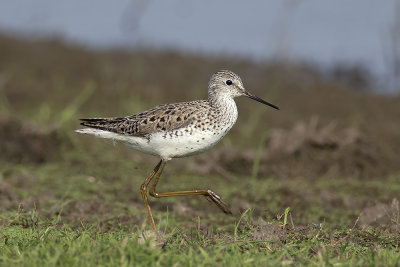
[
  {"left": 208, "top": 91, "right": 233, "bottom": 106},
  {"left": 208, "top": 93, "right": 238, "bottom": 123}
]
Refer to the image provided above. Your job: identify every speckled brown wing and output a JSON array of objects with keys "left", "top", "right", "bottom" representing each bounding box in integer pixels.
[{"left": 79, "top": 100, "right": 210, "bottom": 137}]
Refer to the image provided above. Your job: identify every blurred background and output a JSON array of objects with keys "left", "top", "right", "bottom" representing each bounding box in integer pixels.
[
  {"left": 1, "top": 0, "right": 400, "bottom": 93},
  {"left": 1, "top": 1, "right": 400, "bottom": 230}
]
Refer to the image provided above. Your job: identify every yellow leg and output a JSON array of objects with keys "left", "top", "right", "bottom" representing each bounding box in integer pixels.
[
  {"left": 140, "top": 160, "right": 163, "bottom": 230},
  {"left": 149, "top": 160, "right": 231, "bottom": 214}
]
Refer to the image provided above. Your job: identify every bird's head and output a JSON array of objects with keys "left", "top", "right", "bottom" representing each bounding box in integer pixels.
[{"left": 208, "top": 70, "right": 279, "bottom": 110}]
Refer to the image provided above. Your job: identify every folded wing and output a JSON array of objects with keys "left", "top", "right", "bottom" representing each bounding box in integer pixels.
[{"left": 79, "top": 100, "right": 209, "bottom": 137}]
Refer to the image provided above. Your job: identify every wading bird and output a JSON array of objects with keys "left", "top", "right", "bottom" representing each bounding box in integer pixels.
[{"left": 76, "top": 70, "right": 279, "bottom": 229}]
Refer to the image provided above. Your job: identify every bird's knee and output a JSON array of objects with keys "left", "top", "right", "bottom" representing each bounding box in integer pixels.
[
  {"left": 140, "top": 183, "right": 147, "bottom": 193},
  {"left": 149, "top": 190, "right": 159, "bottom": 198}
]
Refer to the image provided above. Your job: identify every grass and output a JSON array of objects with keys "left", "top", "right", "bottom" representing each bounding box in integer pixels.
[
  {"left": 1, "top": 148, "right": 399, "bottom": 266},
  {"left": 0, "top": 33, "right": 399, "bottom": 266},
  {"left": 1, "top": 216, "right": 399, "bottom": 266}
]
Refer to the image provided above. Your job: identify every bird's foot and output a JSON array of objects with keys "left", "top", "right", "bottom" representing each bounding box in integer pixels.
[{"left": 204, "top": 190, "right": 232, "bottom": 214}]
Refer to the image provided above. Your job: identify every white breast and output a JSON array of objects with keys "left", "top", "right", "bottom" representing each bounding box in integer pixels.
[{"left": 148, "top": 98, "right": 238, "bottom": 159}]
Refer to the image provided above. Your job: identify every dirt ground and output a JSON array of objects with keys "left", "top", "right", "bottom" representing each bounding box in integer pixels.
[{"left": 0, "top": 33, "right": 399, "bottom": 244}]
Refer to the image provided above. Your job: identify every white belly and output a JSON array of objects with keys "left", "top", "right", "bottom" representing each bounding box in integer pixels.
[
  {"left": 147, "top": 128, "right": 228, "bottom": 159},
  {"left": 76, "top": 95, "right": 239, "bottom": 159},
  {"left": 75, "top": 125, "right": 232, "bottom": 160}
]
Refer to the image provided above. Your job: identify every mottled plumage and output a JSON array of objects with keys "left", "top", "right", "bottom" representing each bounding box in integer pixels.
[
  {"left": 76, "top": 70, "right": 279, "bottom": 230},
  {"left": 80, "top": 100, "right": 213, "bottom": 137}
]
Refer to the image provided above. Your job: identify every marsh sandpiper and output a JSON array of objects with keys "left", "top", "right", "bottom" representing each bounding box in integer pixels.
[{"left": 76, "top": 70, "right": 279, "bottom": 229}]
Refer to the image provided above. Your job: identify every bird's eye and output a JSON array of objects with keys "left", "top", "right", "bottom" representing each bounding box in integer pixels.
[{"left": 226, "top": 80, "right": 233, "bottom": 85}]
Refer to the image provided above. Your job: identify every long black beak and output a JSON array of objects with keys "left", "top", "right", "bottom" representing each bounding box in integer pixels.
[{"left": 244, "top": 91, "right": 280, "bottom": 110}]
